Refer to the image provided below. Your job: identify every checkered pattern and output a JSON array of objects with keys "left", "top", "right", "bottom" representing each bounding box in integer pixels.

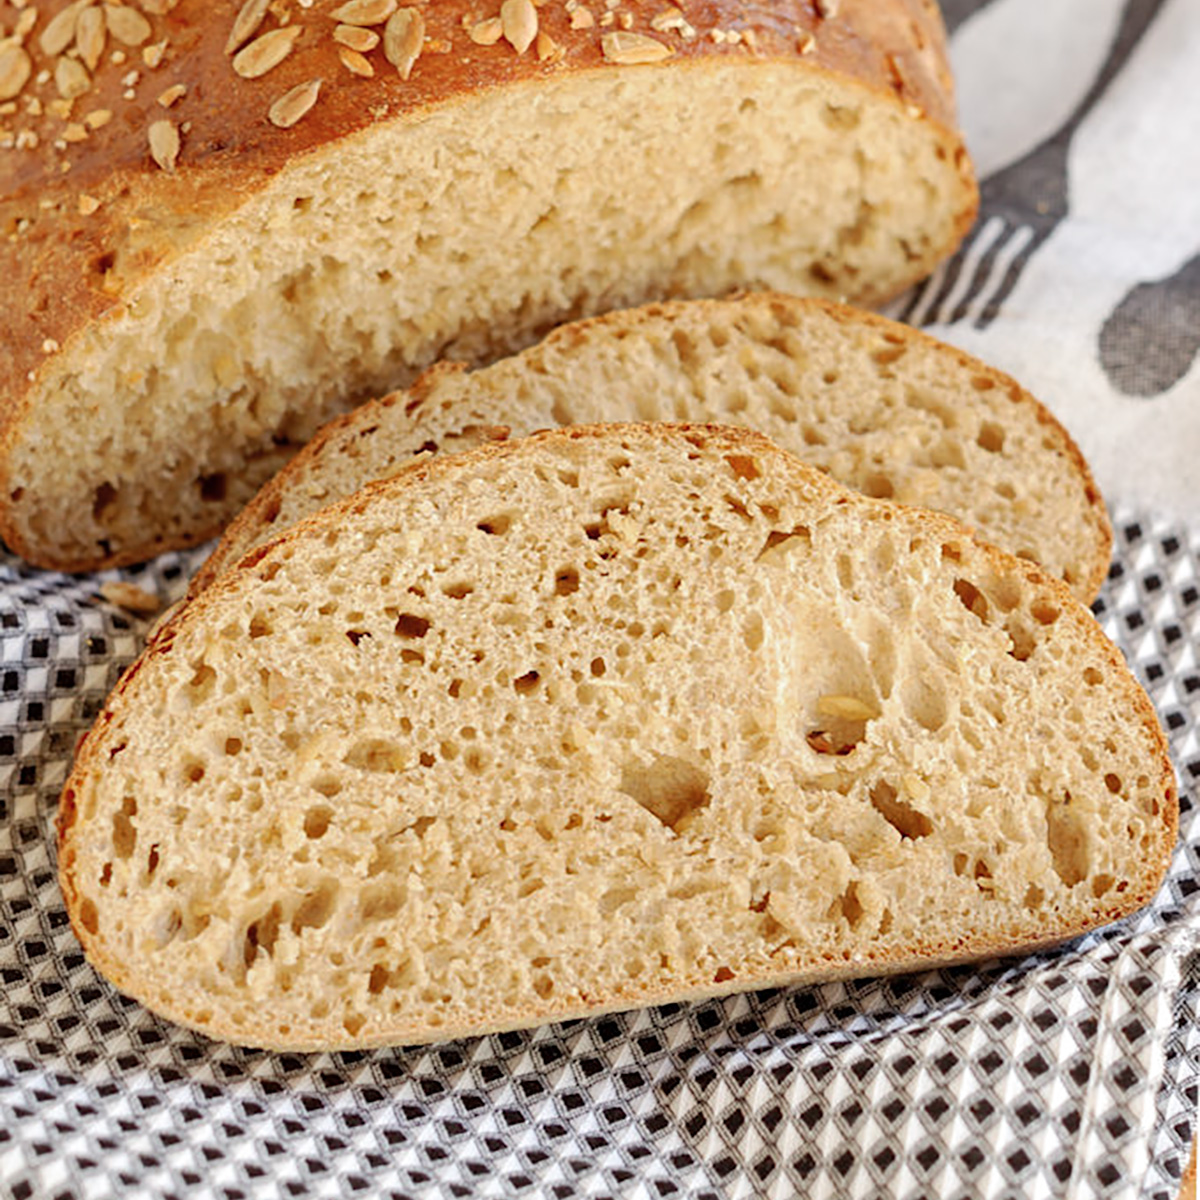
[{"left": 1, "top": 509, "right": 1198, "bottom": 1200}]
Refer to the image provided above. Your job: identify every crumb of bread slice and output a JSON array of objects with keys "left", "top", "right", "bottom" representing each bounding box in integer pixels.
[
  {"left": 197, "top": 295, "right": 1110, "bottom": 603},
  {"left": 59, "top": 424, "right": 1171, "bottom": 1052}
]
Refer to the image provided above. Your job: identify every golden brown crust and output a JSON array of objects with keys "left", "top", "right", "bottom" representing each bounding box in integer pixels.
[
  {"left": 0, "top": 0, "right": 974, "bottom": 478},
  {"left": 58, "top": 422, "right": 1174, "bottom": 1052},
  {"left": 190, "top": 293, "right": 1112, "bottom": 600}
]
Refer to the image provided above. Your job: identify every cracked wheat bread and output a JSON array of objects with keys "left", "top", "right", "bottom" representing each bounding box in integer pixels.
[
  {"left": 58, "top": 424, "right": 1174, "bottom": 1051},
  {"left": 0, "top": 0, "right": 976, "bottom": 572},
  {"left": 194, "top": 294, "right": 1111, "bottom": 602}
]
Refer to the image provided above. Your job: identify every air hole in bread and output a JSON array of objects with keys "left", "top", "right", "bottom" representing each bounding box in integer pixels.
[
  {"left": 310, "top": 775, "right": 342, "bottom": 798},
  {"left": 513, "top": 670, "right": 540, "bottom": 695},
  {"left": 1084, "top": 667, "right": 1104, "bottom": 686},
  {"left": 346, "top": 629, "right": 372, "bottom": 646},
  {"left": 248, "top": 613, "right": 273, "bottom": 639},
  {"left": 929, "top": 438, "right": 965, "bottom": 470},
  {"left": 554, "top": 567, "right": 580, "bottom": 596},
  {"left": 725, "top": 455, "right": 760, "bottom": 481},
  {"left": 360, "top": 880, "right": 405, "bottom": 922},
  {"left": 724, "top": 494, "right": 752, "bottom": 522},
  {"left": 868, "top": 780, "right": 932, "bottom": 840},
  {"left": 79, "top": 897, "right": 99, "bottom": 935},
  {"left": 742, "top": 612, "right": 764, "bottom": 652},
  {"left": 292, "top": 880, "right": 339, "bottom": 934},
  {"left": 713, "top": 966, "right": 736, "bottom": 983},
  {"left": 953, "top": 578, "right": 988, "bottom": 622},
  {"left": 1104, "top": 773, "right": 1123, "bottom": 794},
  {"left": 1092, "top": 874, "right": 1115, "bottom": 897},
  {"left": 590, "top": 657, "right": 606, "bottom": 678},
  {"left": 871, "top": 344, "right": 906, "bottom": 367},
  {"left": 1005, "top": 618, "right": 1036, "bottom": 663},
  {"left": 1046, "top": 793, "right": 1088, "bottom": 887},
  {"left": 394, "top": 613, "right": 430, "bottom": 638},
  {"left": 154, "top": 906, "right": 180, "bottom": 949},
  {"left": 820, "top": 101, "right": 861, "bottom": 131},
  {"left": 112, "top": 795, "right": 137, "bottom": 859},
  {"left": 618, "top": 755, "right": 710, "bottom": 834},
  {"left": 977, "top": 422, "right": 1006, "bottom": 453},
  {"left": 304, "top": 806, "right": 332, "bottom": 839},
  {"left": 476, "top": 512, "right": 512, "bottom": 536},
  {"left": 93, "top": 482, "right": 117, "bottom": 520},
  {"left": 342, "top": 739, "right": 407, "bottom": 773},
  {"left": 971, "top": 375, "right": 996, "bottom": 392},
  {"left": 199, "top": 473, "right": 227, "bottom": 503},
  {"left": 100, "top": 862, "right": 112, "bottom": 887},
  {"left": 862, "top": 472, "right": 894, "bottom": 500},
  {"left": 837, "top": 883, "right": 866, "bottom": 929},
  {"left": 1031, "top": 600, "right": 1060, "bottom": 626},
  {"left": 182, "top": 759, "right": 205, "bottom": 784},
  {"left": 757, "top": 526, "right": 811, "bottom": 564},
  {"left": 244, "top": 902, "right": 282, "bottom": 967},
  {"left": 441, "top": 581, "right": 474, "bottom": 600},
  {"left": 224, "top": 737, "right": 243, "bottom": 756}
]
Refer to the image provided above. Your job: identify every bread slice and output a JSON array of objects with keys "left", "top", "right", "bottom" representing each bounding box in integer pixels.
[
  {"left": 195, "top": 295, "right": 1111, "bottom": 603},
  {"left": 0, "top": 0, "right": 976, "bottom": 572},
  {"left": 58, "top": 424, "right": 1174, "bottom": 1052}
]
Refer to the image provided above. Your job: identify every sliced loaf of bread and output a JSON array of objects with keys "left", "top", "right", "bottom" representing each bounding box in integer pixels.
[
  {"left": 59, "top": 424, "right": 1174, "bottom": 1051},
  {"left": 195, "top": 295, "right": 1111, "bottom": 603},
  {"left": 0, "top": 0, "right": 976, "bottom": 572}
]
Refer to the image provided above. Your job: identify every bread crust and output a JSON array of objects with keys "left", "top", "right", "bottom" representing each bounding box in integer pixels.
[
  {"left": 58, "top": 423, "right": 1174, "bottom": 1052},
  {"left": 0, "top": 0, "right": 976, "bottom": 570},
  {"left": 193, "top": 293, "right": 1113, "bottom": 601}
]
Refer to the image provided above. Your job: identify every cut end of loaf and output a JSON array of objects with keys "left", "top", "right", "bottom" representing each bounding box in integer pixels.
[
  {"left": 58, "top": 425, "right": 1167, "bottom": 1051},
  {"left": 2, "top": 55, "right": 974, "bottom": 571}
]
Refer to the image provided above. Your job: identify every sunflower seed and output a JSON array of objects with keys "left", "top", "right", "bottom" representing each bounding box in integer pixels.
[
  {"left": 468, "top": 17, "right": 503, "bottom": 45},
  {"left": 78, "top": 193, "right": 102, "bottom": 215},
  {"left": 225, "top": 0, "right": 269, "bottom": 55},
  {"left": 600, "top": 30, "right": 671, "bottom": 64},
  {"left": 330, "top": 0, "right": 396, "bottom": 25},
  {"left": 0, "top": 45, "right": 32, "bottom": 102},
  {"left": 535, "top": 31, "right": 562, "bottom": 62},
  {"left": 383, "top": 7, "right": 423, "bottom": 79},
  {"left": 156, "top": 82, "right": 185, "bottom": 106},
  {"left": 500, "top": 0, "right": 537, "bottom": 54},
  {"left": 148, "top": 117, "right": 179, "bottom": 169},
  {"left": 569, "top": 8, "right": 594, "bottom": 29},
  {"left": 268, "top": 76, "right": 321, "bottom": 128},
  {"left": 15, "top": 9, "right": 38, "bottom": 40},
  {"left": 54, "top": 55, "right": 91, "bottom": 99},
  {"left": 333, "top": 23, "right": 378, "bottom": 51},
  {"left": 338, "top": 45, "right": 373, "bottom": 76},
  {"left": 39, "top": 1, "right": 86, "bottom": 58},
  {"left": 105, "top": 4, "right": 152, "bottom": 46},
  {"left": 814, "top": 0, "right": 840, "bottom": 16},
  {"left": 232, "top": 25, "right": 302, "bottom": 78},
  {"left": 140, "top": 0, "right": 181, "bottom": 13},
  {"left": 142, "top": 38, "right": 167, "bottom": 67},
  {"left": 84, "top": 107, "right": 112, "bottom": 127},
  {"left": 76, "top": 6, "right": 106, "bottom": 69}
]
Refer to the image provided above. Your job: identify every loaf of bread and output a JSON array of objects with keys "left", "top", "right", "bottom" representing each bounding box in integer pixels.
[
  {"left": 0, "top": 0, "right": 976, "bottom": 572},
  {"left": 58, "top": 423, "right": 1174, "bottom": 1052},
  {"left": 196, "top": 294, "right": 1111, "bottom": 603}
]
